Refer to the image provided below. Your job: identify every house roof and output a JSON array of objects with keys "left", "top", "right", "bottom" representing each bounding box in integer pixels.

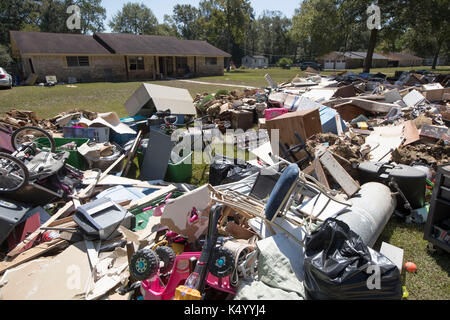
[
  {"left": 10, "top": 31, "right": 111, "bottom": 55},
  {"left": 340, "top": 51, "right": 388, "bottom": 60},
  {"left": 94, "top": 33, "right": 231, "bottom": 57},
  {"left": 383, "top": 52, "right": 423, "bottom": 61}
]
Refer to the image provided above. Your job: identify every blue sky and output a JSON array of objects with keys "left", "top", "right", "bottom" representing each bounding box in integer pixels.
[{"left": 101, "top": 0, "right": 301, "bottom": 31}]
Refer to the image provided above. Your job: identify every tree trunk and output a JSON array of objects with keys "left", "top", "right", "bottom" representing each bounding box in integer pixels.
[
  {"left": 432, "top": 41, "right": 442, "bottom": 70},
  {"left": 364, "top": 28, "right": 378, "bottom": 73}
]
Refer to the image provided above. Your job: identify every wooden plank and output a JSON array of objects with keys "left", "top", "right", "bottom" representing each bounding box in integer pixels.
[
  {"left": 122, "top": 130, "right": 143, "bottom": 177},
  {"left": 7, "top": 202, "right": 73, "bottom": 259},
  {"left": 124, "top": 185, "right": 177, "bottom": 211},
  {"left": 0, "top": 239, "right": 67, "bottom": 274},
  {"left": 313, "top": 158, "right": 330, "bottom": 189},
  {"left": 320, "top": 150, "right": 360, "bottom": 197}
]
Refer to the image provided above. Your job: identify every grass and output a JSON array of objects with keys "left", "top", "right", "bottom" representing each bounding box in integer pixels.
[
  {"left": 374, "top": 217, "right": 450, "bottom": 300},
  {"left": 0, "top": 66, "right": 449, "bottom": 300},
  {"left": 0, "top": 80, "right": 245, "bottom": 119},
  {"left": 197, "top": 65, "right": 450, "bottom": 88}
]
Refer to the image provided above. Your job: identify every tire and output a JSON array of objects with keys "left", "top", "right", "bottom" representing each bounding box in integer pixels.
[
  {"left": 11, "top": 126, "right": 56, "bottom": 153},
  {"left": 209, "top": 247, "right": 235, "bottom": 278},
  {"left": 0, "top": 152, "right": 29, "bottom": 192},
  {"left": 155, "top": 246, "right": 176, "bottom": 274},
  {"left": 130, "top": 249, "right": 160, "bottom": 281}
]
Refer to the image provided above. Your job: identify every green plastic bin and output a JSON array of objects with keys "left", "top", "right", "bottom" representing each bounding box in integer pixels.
[
  {"left": 35, "top": 137, "right": 90, "bottom": 170},
  {"left": 165, "top": 152, "right": 193, "bottom": 183}
]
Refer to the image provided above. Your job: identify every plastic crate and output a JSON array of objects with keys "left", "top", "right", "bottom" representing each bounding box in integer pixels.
[
  {"left": 34, "top": 137, "right": 90, "bottom": 170},
  {"left": 63, "top": 126, "right": 110, "bottom": 143}
]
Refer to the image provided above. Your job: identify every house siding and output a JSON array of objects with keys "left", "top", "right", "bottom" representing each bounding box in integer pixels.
[
  {"left": 196, "top": 56, "right": 224, "bottom": 76},
  {"left": 21, "top": 54, "right": 127, "bottom": 83}
]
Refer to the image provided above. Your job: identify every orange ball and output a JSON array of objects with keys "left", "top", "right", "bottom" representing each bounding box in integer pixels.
[{"left": 404, "top": 262, "right": 417, "bottom": 273}]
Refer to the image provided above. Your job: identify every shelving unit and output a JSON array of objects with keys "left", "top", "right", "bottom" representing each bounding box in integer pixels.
[{"left": 424, "top": 163, "right": 450, "bottom": 254}]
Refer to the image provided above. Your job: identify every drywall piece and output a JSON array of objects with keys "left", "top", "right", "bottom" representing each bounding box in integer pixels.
[
  {"left": 384, "top": 89, "right": 403, "bottom": 103},
  {"left": 139, "top": 129, "right": 173, "bottom": 181},
  {"left": 324, "top": 98, "right": 397, "bottom": 113},
  {"left": 403, "top": 120, "right": 420, "bottom": 146},
  {"left": 403, "top": 89, "right": 426, "bottom": 108},
  {"left": 320, "top": 151, "right": 360, "bottom": 197},
  {"left": 250, "top": 142, "right": 275, "bottom": 166},
  {"left": 363, "top": 125, "right": 405, "bottom": 162},
  {"left": 79, "top": 112, "right": 136, "bottom": 135},
  {"left": 296, "top": 192, "right": 349, "bottom": 221},
  {"left": 125, "top": 83, "right": 196, "bottom": 117},
  {"left": 0, "top": 242, "right": 91, "bottom": 300},
  {"left": 302, "top": 89, "right": 337, "bottom": 103},
  {"left": 160, "top": 185, "right": 211, "bottom": 243},
  {"left": 380, "top": 242, "right": 404, "bottom": 271}
]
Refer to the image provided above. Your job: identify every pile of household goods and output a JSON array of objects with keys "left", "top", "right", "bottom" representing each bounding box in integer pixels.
[{"left": 0, "top": 70, "right": 448, "bottom": 300}]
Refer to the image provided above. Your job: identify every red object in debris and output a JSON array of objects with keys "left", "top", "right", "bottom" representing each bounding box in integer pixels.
[
  {"left": 265, "top": 108, "right": 288, "bottom": 121},
  {"left": 404, "top": 262, "right": 418, "bottom": 273},
  {"left": 7, "top": 213, "right": 41, "bottom": 254}
]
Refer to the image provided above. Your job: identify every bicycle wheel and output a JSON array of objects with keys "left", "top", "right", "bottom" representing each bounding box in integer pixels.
[
  {"left": 11, "top": 126, "right": 56, "bottom": 153},
  {"left": 0, "top": 152, "right": 29, "bottom": 192}
]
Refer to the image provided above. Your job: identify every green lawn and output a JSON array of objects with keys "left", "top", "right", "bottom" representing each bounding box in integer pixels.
[
  {"left": 198, "top": 65, "right": 450, "bottom": 88},
  {"left": 0, "top": 67, "right": 449, "bottom": 300},
  {"left": 0, "top": 80, "right": 245, "bottom": 119}
]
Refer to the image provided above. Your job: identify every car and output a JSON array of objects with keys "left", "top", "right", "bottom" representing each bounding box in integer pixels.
[
  {"left": 300, "top": 62, "right": 323, "bottom": 71},
  {"left": 0, "top": 68, "right": 13, "bottom": 89}
]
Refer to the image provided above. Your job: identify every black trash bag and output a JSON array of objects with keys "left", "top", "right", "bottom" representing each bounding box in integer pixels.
[
  {"left": 209, "top": 155, "right": 260, "bottom": 186},
  {"left": 304, "top": 218, "right": 402, "bottom": 300},
  {"left": 209, "top": 156, "right": 235, "bottom": 186}
]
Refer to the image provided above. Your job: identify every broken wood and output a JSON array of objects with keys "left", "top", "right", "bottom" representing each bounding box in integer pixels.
[
  {"left": 7, "top": 202, "right": 74, "bottom": 259},
  {"left": 0, "top": 238, "right": 67, "bottom": 274},
  {"left": 313, "top": 158, "right": 330, "bottom": 189},
  {"left": 319, "top": 150, "right": 360, "bottom": 197}
]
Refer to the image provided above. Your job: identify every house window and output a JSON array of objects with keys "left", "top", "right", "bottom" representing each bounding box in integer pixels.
[
  {"left": 66, "top": 56, "right": 90, "bottom": 67},
  {"left": 176, "top": 57, "right": 188, "bottom": 69},
  {"left": 129, "top": 57, "right": 145, "bottom": 70},
  {"left": 205, "top": 57, "right": 217, "bottom": 65}
]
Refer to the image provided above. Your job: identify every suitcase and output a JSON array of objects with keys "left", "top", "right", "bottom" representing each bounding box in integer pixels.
[{"left": 358, "top": 162, "right": 426, "bottom": 211}]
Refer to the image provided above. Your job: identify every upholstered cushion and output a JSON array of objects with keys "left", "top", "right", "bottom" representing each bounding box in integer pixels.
[{"left": 265, "top": 164, "right": 299, "bottom": 220}]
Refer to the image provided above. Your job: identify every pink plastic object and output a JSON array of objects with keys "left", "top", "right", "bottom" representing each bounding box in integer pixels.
[
  {"left": 0, "top": 128, "right": 14, "bottom": 152},
  {"left": 140, "top": 252, "right": 236, "bottom": 300},
  {"left": 265, "top": 108, "right": 288, "bottom": 121}
]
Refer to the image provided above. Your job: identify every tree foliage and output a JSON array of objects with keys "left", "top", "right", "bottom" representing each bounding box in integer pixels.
[{"left": 109, "top": 2, "right": 158, "bottom": 34}]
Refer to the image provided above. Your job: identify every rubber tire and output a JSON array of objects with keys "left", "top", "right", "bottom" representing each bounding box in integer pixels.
[
  {"left": 209, "top": 247, "right": 235, "bottom": 278},
  {"left": 155, "top": 246, "right": 176, "bottom": 274},
  {"left": 130, "top": 249, "right": 160, "bottom": 281},
  {"left": 0, "top": 152, "right": 29, "bottom": 192},
  {"left": 11, "top": 126, "right": 56, "bottom": 153}
]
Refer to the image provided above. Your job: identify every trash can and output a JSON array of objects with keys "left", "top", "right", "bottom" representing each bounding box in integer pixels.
[{"left": 34, "top": 137, "right": 90, "bottom": 170}]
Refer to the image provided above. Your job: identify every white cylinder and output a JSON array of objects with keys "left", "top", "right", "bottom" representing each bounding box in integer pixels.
[{"left": 336, "top": 182, "right": 396, "bottom": 248}]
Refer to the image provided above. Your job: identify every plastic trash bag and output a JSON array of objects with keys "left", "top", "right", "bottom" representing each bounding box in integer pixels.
[
  {"left": 209, "top": 155, "right": 259, "bottom": 186},
  {"left": 304, "top": 218, "right": 402, "bottom": 300}
]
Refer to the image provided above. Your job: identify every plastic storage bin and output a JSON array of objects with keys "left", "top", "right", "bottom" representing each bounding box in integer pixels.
[
  {"left": 165, "top": 152, "right": 193, "bottom": 183},
  {"left": 34, "top": 137, "right": 90, "bottom": 170},
  {"left": 63, "top": 126, "right": 110, "bottom": 143}
]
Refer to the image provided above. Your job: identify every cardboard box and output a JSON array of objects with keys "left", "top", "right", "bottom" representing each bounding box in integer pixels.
[{"left": 231, "top": 110, "right": 254, "bottom": 131}]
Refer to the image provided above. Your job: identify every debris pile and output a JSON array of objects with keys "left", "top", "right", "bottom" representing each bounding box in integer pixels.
[{"left": 0, "top": 70, "right": 449, "bottom": 301}]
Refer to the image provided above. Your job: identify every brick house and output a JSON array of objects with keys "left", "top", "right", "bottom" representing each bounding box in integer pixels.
[
  {"left": 318, "top": 51, "right": 389, "bottom": 70},
  {"left": 10, "top": 31, "right": 231, "bottom": 83}
]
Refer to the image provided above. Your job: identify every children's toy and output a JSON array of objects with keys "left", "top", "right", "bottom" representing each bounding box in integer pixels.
[
  {"left": 0, "top": 126, "right": 82, "bottom": 199},
  {"left": 129, "top": 205, "right": 236, "bottom": 300},
  {"left": 176, "top": 204, "right": 235, "bottom": 300}
]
